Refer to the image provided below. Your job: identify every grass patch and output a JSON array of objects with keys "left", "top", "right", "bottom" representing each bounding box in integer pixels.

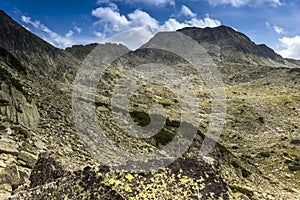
[
  {"left": 152, "top": 129, "right": 175, "bottom": 146},
  {"left": 130, "top": 111, "right": 151, "bottom": 127}
]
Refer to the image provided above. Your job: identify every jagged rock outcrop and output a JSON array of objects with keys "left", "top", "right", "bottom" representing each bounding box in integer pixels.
[{"left": 8, "top": 153, "right": 229, "bottom": 200}]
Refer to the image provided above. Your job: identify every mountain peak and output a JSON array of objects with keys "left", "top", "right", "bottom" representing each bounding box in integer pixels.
[
  {"left": 177, "top": 25, "right": 282, "bottom": 60},
  {"left": 177, "top": 25, "right": 245, "bottom": 42},
  {"left": 179, "top": 25, "right": 237, "bottom": 33}
]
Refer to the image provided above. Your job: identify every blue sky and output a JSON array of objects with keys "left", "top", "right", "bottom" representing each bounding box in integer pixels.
[{"left": 1, "top": 0, "right": 300, "bottom": 59}]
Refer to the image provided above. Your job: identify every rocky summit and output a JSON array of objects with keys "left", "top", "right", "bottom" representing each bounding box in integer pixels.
[{"left": 0, "top": 10, "right": 299, "bottom": 200}]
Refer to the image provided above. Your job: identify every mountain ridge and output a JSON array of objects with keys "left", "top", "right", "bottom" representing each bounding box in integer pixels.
[
  {"left": 0, "top": 10, "right": 79, "bottom": 80},
  {"left": 177, "top": 25, "right": 284, "bottom": 61}
]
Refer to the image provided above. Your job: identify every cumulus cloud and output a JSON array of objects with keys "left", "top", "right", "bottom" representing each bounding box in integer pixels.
[
  {"left": 180, "top": 5, "right": 196, "bottom": 18},
  {"left": 92, "top": 5, "right": 130, "bottom": 33},
  {"left": 161, "top": 18, "right": 187, "bottom": 31},
  {"left": 207, "top": 0, "right": 282, "bottom": 7},
  {"left": 105, "top": 27, "right": 154, "bottom": 49},
  {"left": 187, "top": 14, "right": 221, "bottom": 27},
  {"left": 277, "top": 36, "right": 300, "bottom": 59},
  {"left": 92, "top": 5, "right": 221, "bottom": 49},
  {"left": 128, "top": 9, "right": 159, "bottom": 30}
]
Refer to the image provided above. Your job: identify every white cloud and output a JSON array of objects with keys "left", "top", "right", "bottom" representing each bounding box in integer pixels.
[
  {"left": 97, "top": 0, "right": 175, "bottom": 6},
  {"left": 277, "top": 36, "right": 300, "bottom": 59},
  {"left": 266, "top": 22, "right": 285, "bottom": 34},
  {"left": 21, "top": 16, "right": 41, "bottom": 29},
  {"left": 128, "top": 9, "right": 159, "bottom": 30},
  {"left": 160, "top": 15, "right": 221, "bottom": 31},
  {"left": 97, "top": 0, "right": 110, "bottom": 4},
  {"left": 105, "top": 27, "right": 154, "bottom": 49},
  {"left": 127, "top": 0, "right": 175, "bottom": 6},
  {"left": 265, "top": 22, "right": 271, "bottom": 29},
  {"left": 207, "top": 0, "right": 282, "bottom": 7},
  {"left": 21, "top": 15, "right": 77, "bottom": 48},
  {"left": 21, "top": 16, "right": 31, "bottom": 24},
  {"left": 273, "top": 25, "right": 284, "bottom": 34},
  {"left": 187, "top": 14, "right": 221, "bottom": 28},
  {"left": 65, "top": 30, "right": 74, "bottom": 37},
  {"left": 74, "top": 25, "right": 82, "bottom": 33},
  {"left": 92, "top": 6, "right": 130, "bottom": 32},
  {"left": 92, "top": 5, "right": 221, "bottom": 49},
  {"left": 180, "top": 5, "right": 196, "bottom": 18},
  {"left": 161, "top": 18, "right": 187, "bottom": 31}
]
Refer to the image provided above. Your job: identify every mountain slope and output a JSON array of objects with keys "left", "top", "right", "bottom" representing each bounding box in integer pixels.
[
  {"left": 0, "top": 10, "right": 78, "bottom": 80},
  {"left": 176, "top": 26, "right": 300, "bottom": 198},
  {"left": 0, "top": 11, "right": 299, "bottom": 200}
]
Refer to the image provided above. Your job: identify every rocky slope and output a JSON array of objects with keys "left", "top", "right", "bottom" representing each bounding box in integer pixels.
[{"left": 0, "top": 10, "right": 299, "bottom": 200}]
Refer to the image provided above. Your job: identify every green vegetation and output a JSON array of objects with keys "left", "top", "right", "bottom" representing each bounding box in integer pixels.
[
  {"left": 130, "top": 111, "right": 151, "bottom": 126},
  {"left": 152, "top": 129, "right": 175, "bottom": 146}
]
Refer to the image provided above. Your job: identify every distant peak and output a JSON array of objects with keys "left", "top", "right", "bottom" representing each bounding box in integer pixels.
[
  {"left": 177, "top": 25, "right": 282, "bottom": 60},
  {"left": 177, "top": 25, "right": 237, "bottom": 33}
]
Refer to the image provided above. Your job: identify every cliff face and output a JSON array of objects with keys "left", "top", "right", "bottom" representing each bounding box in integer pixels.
[{"left": 0, "top": 10, "right": 299, "bottom": 200}]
